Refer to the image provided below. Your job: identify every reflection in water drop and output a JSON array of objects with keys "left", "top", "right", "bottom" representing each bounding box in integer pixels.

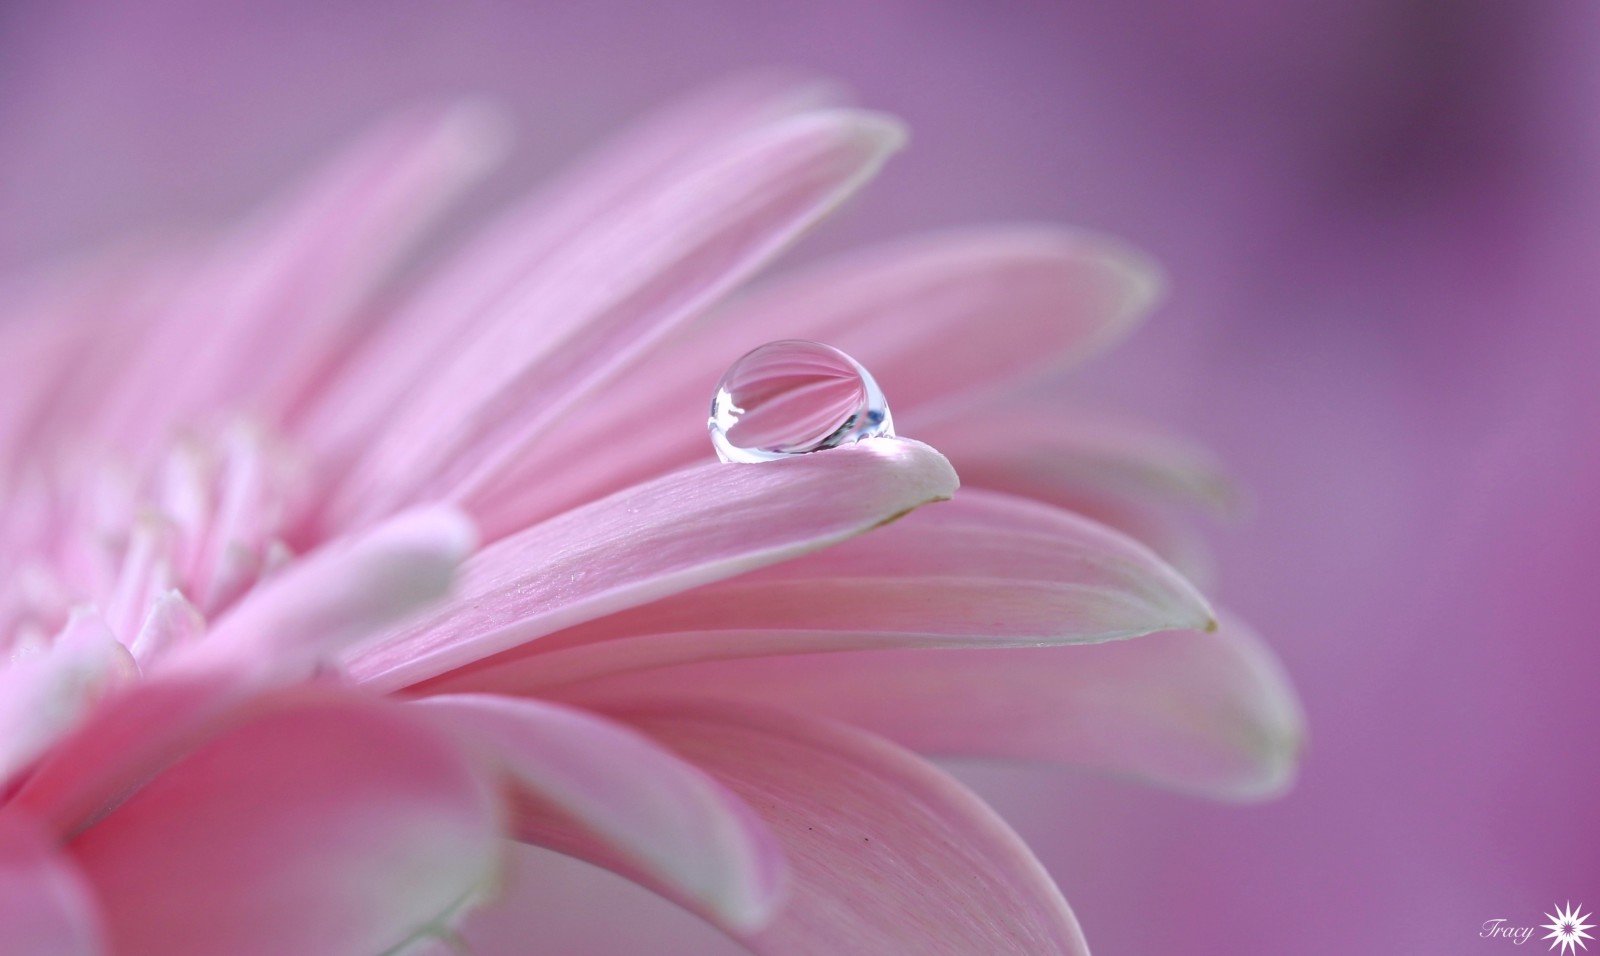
[{"left": 709, "top": 340, "right": 894, "bottom": 463}]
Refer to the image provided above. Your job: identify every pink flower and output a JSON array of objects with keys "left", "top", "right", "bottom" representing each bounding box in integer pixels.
[{"left": 0, "top": 77, "right": 1302, "bottom": 956}]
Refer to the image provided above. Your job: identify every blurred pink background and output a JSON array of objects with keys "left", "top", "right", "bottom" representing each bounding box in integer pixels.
[{"left": 3, "top": 1, "right": 1597, "bottom": 953}]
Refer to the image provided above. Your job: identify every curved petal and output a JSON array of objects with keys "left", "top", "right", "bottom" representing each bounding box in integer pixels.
[
  {"left": 1031, "top": 492, "right": 1220, "bottom": 589},
  {"left": 176, "top": 506, "right": 476, "bottom": 681},
  {"left": 10, "top": 674, "right": 263, "bottom": 837},
  {"left": 918, "top": 404, "right": 1238, "bottom": 516},
  {"left": 475, "top": 226, "right": 1163, "bottom": 533},
  {"left": 68, "top": 692, "right": 502, "bottom": 956},
  {"left": 0, "top": 609, "right": 134, "bottom": 786},
  {"left": 97, "top": 104, "right": 504, "bottom": 456},
  {"left": 329, "top": 108, "right": 906, "bottom": 529},
  {"left": 712, "top": 226, "right": 1161, "bottom": 410},
  {"left": 616, "top": 702, "right": 1089, "bottom": 955},
  {"left": 346, "top": 438, "right": 957, "bottom": 693},
  {"left": 449, "top": 844, "right": 749, "bottom": 956},
  {"left": 917, "top": 406, "right": 1235, "bottom": 581},
  {"left": 305, "top": 75, "right": 837, "bottom": 459},
  {"left": 422, "top": 489, "right": 1211, "bottom": 694},
  {"left": 558, "top": 616, "right": 1304, "bottom": 801},
  {"left": 412, "top": 694, "right": 782, "bottom": 931},
  {"left": 0, "top": 251, "right": 169, "bottom": 471},
  {"left": 0, "top": 813, "right": 107, "bottom": 956}
]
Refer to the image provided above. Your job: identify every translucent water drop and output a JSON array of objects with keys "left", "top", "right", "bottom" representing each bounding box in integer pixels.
[{"left": 709, "top": 340, "right": 894, "bottom": 463}]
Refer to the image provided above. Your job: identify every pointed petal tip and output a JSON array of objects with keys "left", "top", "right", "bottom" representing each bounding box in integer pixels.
[
  {"left": 984, "top": 493, "right": 1219, "bottom": 645},
  {"left": 1101, "top": 529, "right": 1218, "bottom": 643},
  {"left": 1221, "top": 722, "right": 1304, "bottom": 803},
  {"left": 432, "top": 98, "right": 517, "bottom": 176},
  {"left": 985, "top": 224, "right": 1168, "bottom": 350},
  {"left": 1054, "top": 228, "right": 1166, "bottom": 351},
  {"left": 855, "top": 436, "right": 959, "bottom": 504},
  {"left": 1023, "top": 224, "right": 1165, "bottom": 317},
  {"left": 1111, "top": 238, "right": 1166, "bottom": 316},
  {"left": 848, "top": 109, "right": 910, "bottom": 155},
  {"left": 784, "top": 107, "right": 908, "bottom": 177},
  {"left": 1204, "top": 617, "right": 1308, "bottom": 802},
  {"left": 936, "top": 223, "right": 1165, "bottom": 313}
]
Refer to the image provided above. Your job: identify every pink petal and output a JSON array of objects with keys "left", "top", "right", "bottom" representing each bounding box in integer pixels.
[
  {"left": 738, "top": 225, "right": 1157, "bottom": 397},
  {"left": 68, "top": 692, "right": 502, "bottom": 956},
  {"left": 476, "top": 226, "right": 1162, "bottom": 535},
  {"left": 0, "top": 812, "right": 107, "bottom": 956},
  {"left": 1032, "top": 493, "right": 1220, "bottom": 589},
  {"left": 176, "top": 506, "right": 476, "bottom": 681},
  {"left": 423, "top": 489, "right": 1212, "bottom": 694},
  {"left": 0, "top": 609, "right": 134, "bottom": 785},
  {"left": 97, "top": 104, "right": 503, "bottom": 457},
  {"left": 916, "top": 406, "right": 1235, "bottom": 581},
  {"left": 560, "top": 616, "right": 1304, "bottom": 800},
  {"left": 619, "top": 702, "right": 1089, "bottom": 955},
  {"left": 0, "top": 299, "right": 103, "bottom": 468},
  {"left": 126, "top": 588, "right": 205, "bottom": 667},
  {"left": 413, "top": 694, "right": 782, "bottom": 931},
  {"left": 305, "top": 76, "right": 835, "bottom": 460},
  {"left": 0, "top": 248, "right": 173, "bottom": 470},
  {"left": 17, "top": 503, "right": 471, "bottom": 833},
  {"left": 346, "top": 438, "right": 957, "bottom": 693},
  {"left": 12, "top": 673, "right": 278, "bottom": 838},
  {"left": 326, "top": 108, "right": 905, "bottom": 531},
  {"left": 918, "top": 404, "right": 1238, "bottom": 515},
  {"left": 449, "top": 844, "right": 750, "bottom": 956}
]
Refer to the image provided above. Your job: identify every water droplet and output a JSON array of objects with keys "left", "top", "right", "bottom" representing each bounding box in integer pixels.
[{"left": 709, "top": 340, "right": 894, "bottom": 463}]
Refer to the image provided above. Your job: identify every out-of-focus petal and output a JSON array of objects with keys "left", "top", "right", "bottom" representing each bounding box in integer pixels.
[
  {"left": 307, "top": 75, "right": 838, "bottom": 457},
  {"left": 919, "top": 405, "right": 1238, "bottom": 515},
  {"left": 617, "top": 702, "right": 1089, "bottom": 956},
  {"left": 0, "top": 812, "right": 107, "bottom": 956},
  {"left": 68, "top": 692, "right": 502, "bottom": 956},
  {"left": 918, "top": 404, "right": 1235, "bottom": 582},
  {"left": 346, "top": 438, "right": 957, "bottom": 692},
  {"left": 0, "top": 610, "right": 133, "bottom": 785},
  {"left": 7, "top": 501, "right": 476, "bottom": 838},
  {"left": 177, "top": 506, "right": 476, "bottom": 680},
  {"left": 423, "top": 489, "right": 1211, "bottom": 693},
  {"left": 98, "top": 104, "right": 503, "bottom": 456},
  {"left": 475, "top": 226, "right": 1163, "bottom": 534},
  {"left": 0, "top": 251, "right": 166, "bottom": 470},
  {"left": 13, "top": 673, "right": 284, "bottom": 838},
  {"left": 8, "top": 676, "right": 229, "bottom": 836},
  {"left": 717, "top": 226, "right": 1161, "bottom": 407},
  {"left": 559, "top": 617, "right": 1304, "bottom": 801},
  {"left": 329, "top": 108, "right": 905, "bottom": 529},
  {"left": 413, "top": 694, "right": 782, "bottom": 931},
  {"left": 1030, "top": 492, "right": 1221, "bottom": 589},
  {"left": 126, "top": 588, "right": 205, "bottom": 666}
]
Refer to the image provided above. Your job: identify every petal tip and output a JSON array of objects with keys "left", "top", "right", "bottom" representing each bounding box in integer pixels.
[
  {"left": 863, "top": 436, "right": 960, "bottom": 506},
  {"left": 1209, "top": 618, "right": 1309, "bottom": 802},
  {"left": 792, "top": 107, "right": 909, "bottom": 178}
]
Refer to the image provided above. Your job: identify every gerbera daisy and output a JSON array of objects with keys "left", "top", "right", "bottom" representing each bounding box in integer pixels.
[{"left": 0, "top": 76, "right": 1301, "bottom": 955}]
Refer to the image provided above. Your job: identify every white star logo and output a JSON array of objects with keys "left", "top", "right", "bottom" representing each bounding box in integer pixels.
[{"left": 1543, "top": 902, "right": 1595, "bottom": 954}]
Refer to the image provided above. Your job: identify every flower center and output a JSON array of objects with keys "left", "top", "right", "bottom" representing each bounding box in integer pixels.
[{"left": 1, "top": 419, "right": 311, "bottom": 670}]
